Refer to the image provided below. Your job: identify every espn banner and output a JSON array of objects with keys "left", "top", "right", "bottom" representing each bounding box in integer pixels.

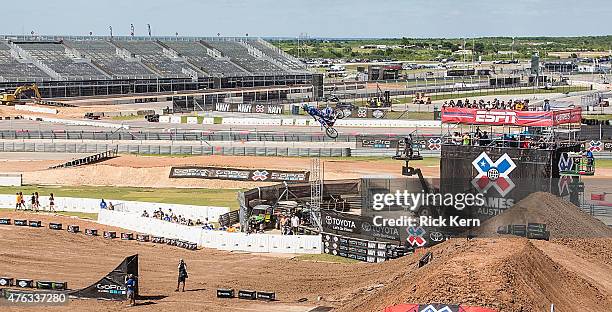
[
  {"left": 169, "top": 166, "right": 309, "bottom": 183},
  {"left": 442, "top": 107, "right": 581, "bottom": 126}
]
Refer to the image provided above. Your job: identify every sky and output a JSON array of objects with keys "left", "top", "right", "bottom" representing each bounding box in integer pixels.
[{"left": 3, "top": 0, "right": 612, "bottom": 38}]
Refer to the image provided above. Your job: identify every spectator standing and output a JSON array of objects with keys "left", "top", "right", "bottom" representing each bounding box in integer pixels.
[
  {"left": 462, "top": 133, "right": 471, "bottom": 146},
  {"left": 176, "top": 259, "right": 188, "bottom": 292},
  {"left": 100, "top": 199, "right": 107, "bottom": 210},
  {"left": 31, "top": 193, "right": 36, "bottom": 211},
  {"left": 15, "top": 192, "right": 21, "bottom": 211},
  {"left": 125, "top": 274, "right": 137, "bottom": 306},
  {"left": 291, "top": 214, "right": 300, "bottom": 235},
  {"left": 49, "top": 193, "right": 55, "bottom": 212},
  {"left": 19, "top": 192, "right": 24, "bottom": 209},
  {"left": 34, "top": 192, "right": 40, "bottom": 212}
]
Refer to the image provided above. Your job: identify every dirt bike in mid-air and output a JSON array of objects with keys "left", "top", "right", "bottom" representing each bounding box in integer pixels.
[{"left": 302, "top": 104, "right": 345, "bottom": 138}]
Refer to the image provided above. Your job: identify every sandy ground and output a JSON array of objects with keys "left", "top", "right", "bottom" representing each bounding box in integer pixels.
[
  {"left": 0, "top": 154, "right": 443, "bottom": 188},
  {"left": 0, "top": 203, "right": 610, "bottom": 312}
]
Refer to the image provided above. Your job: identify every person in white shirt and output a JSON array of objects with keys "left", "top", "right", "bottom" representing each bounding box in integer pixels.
[{"left": 290, "top": 215, "right": 300, "bottom": 235}]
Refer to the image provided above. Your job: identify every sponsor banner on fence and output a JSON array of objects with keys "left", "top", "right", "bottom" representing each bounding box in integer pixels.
[
  {"left": 212, "top": 103, "right": 284, "bottom": 115},
  {"left": 321, "top": 211, "right": 402, "bottom": 242},
  {"left": 442, "top": 107, "right": 581, "bottom": 126},
  {"left": 357, "top": 136, "right": 443, "bottom": 151},
  {"left": 169, "top": 166, "right": 309, "bottom": 183}
]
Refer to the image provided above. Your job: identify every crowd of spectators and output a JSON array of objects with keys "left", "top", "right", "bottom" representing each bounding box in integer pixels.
[
  {"left": 142, "top": 208, "right": 216, "bottom": 229},
  {"left": 15, "top": 192, "right": 55, "bottom": 212},
  {"left": 277, "top": 214, "right": 302, "bottom": 235},
  {"left": 447, "top": 127, "right": 554, "bottom": 149},
  {"left": 441, "top": 98, "right": 551, "bottom": 111}
]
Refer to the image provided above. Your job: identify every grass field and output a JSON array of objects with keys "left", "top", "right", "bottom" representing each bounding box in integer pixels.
[
  {"left": 583, "top": 114, "right": 612, "bottom": 121},
  {"left": 0, "top": 186, "right": 241, "bottom": 209},
  {"left": 55, "top": 211, "right": 99, "bottom": 220}
]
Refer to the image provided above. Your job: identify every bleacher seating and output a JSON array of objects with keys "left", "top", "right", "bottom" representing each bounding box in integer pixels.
[
  {"left": 0, "top": 42, "right": 50, "bottom": 81},
  {"left": 65, "top": 40, "right": 156, "bottom": 78},
  {"left": 0, "top": 37, "right": 301, "bottom": 82},
  {"left": 163, "top": 40, "right": 247, "bottom": 77},
  {"left": 248, "top": 40, "right": 305, "bottom": 71},
  {"left": 17, "top": 42, "right": 107, "bottom": 80},
  {"left": 202, "top": 40, "right": 286, "bottom": 75},
  {"left": 112, "top": 40, "right": 195, "bottom": 77}
]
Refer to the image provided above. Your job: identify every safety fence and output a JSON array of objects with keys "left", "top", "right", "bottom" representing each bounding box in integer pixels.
[
  {"left": 330, "top": 81, "right": 573, "bottom": 101},
  {"left": 0, "top": 142, "right": 351, "bottom": 157},
  {"left": 98, "top": 210, "right": 322, "bottom": 254},
  {"left": 1, "top": 126, "right": 608, "bottom": 143},
  {"left": 0, "top": 130, "right": 439, "bottom": 142},
  {"left": 0, "top": 194, "right": 229, "bottom": 222}
]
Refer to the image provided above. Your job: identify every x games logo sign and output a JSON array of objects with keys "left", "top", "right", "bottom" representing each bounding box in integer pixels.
[{"left": 472, "top": 152, "right": 516, "bottom": 197}]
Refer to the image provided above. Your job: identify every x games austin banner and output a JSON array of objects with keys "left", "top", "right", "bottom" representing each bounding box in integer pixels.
[
  {"left": 442, "top": 107, "right": 581, "bottom": 126},
  {"left": 169, "top": 166, "right": 310, "bottom": 183}
]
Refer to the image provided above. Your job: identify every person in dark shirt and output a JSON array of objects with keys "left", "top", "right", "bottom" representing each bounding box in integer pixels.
[
  {"left": 125, "top": 274, "right": 136, "bottom": 306},
  {"left": 176, "top": 259, "right": 188, "bottom": 292}
]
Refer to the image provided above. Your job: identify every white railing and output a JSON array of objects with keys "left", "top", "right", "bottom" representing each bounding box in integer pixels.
[
  {"left": 97, "top": 209, "right": 322, "bottom": 254},
  {"left": 0, "top": 194, "right": 230, "bottom": 222}
]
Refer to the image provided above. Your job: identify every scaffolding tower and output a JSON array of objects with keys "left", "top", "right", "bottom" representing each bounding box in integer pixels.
[{"left": 310, "top": 157, "right": 322, "bottom": 231}]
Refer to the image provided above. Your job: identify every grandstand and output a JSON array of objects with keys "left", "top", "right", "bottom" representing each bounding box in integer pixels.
[
  {"left": 14, "top": 41, "right": 108, "bottom": 80},
  {"left": 0, "top": 36, "right": 315, "bottom": 99},
  {"left": 0, "top": 42, "right": 50, "bottom": 82},
  {"left": 112, "top": 40, "right": 199, "bottom": 78},
  {"left": 64, "top": 40, "right": 156, "bottom": 79},
  {"left": 162, "top": 40, "right": 248, "bottom": 77},
  {"left": 202, "top": 40, "right": 287, "bottom": 75},
  {"left": 247, "top": 39, "right": 305, "bottom": 71}
]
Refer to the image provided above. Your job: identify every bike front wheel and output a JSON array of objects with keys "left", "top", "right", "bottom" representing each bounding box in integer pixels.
[{"left": 325, "top": 127, "right": 339, "bottom": 139}]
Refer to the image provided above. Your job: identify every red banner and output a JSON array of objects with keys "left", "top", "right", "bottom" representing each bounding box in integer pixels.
[{"left": 441, "top": 107, "right": 582, "bottom": 126}]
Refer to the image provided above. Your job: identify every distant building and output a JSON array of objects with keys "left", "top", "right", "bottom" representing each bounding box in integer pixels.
[
  {"left": 452, "top": 49, "right": 473, "bottom": 55},
  {"left": 360, "top": 45, "right": 388, "bottom": 49},
  {"left": 368, "top": 65, "right": 401, "bottom": 80}
]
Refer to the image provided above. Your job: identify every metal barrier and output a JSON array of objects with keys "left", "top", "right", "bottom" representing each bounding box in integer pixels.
[
  {"left": 0, "top": 130, "right": 358, "bottom": 142},
  {"left": 0, "top": 141, "right": 351, "bottom": 157},
  {"left": 49, "top": 148, "right": 118, "bottom": 169}
]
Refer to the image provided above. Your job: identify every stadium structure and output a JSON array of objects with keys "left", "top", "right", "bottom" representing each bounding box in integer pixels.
[{"left": 0, "top": 35, "right": 323, "bottom": 101}]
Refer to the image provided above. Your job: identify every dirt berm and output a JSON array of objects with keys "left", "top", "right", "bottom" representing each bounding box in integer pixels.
[
  {"left": 334, "top": 192, "right": 612, "bottom": 312},
  {"left": 477, "top": 192, "right": 612, "bottom": 238}
]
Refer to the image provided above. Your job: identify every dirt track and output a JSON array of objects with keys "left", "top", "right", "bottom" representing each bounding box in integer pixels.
[
  {"left": 1, "top": 192, "right": 611, "bottom": 312},
  {"left": 9, "top": 155, "right": 437, "bottom": 188}
]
